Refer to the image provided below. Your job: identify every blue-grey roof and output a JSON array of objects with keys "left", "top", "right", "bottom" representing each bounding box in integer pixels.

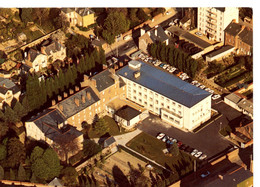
[
  {"left": 92, "top": 69, "right": 115, "bottom": 92},
  {"left": 150, "top": 26, "right": 168, "bottom": 43},
  {"left": 58, "top": 87, "right": 100, "bottom": 118},
  {"left": 104, "top": 136, "right": 116, "bottom": 147},
  {"left": 117, "top": 61, "right": 211, "bottom": 108},
  {"left": 0, "top": 77, "right": 20, "bottom": 94},
  {"left": 28, "top": 109, "right": 82, "bottom": 142}
]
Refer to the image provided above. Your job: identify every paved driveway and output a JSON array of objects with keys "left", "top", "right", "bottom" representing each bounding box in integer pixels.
[{"left": 137, "top": 101, "right": 243, "bottom": 159}]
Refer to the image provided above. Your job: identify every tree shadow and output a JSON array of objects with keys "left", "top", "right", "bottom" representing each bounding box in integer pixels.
[
  {"left": 98, "top": 132, "right": 111, "bottom": 145},
  {"left": 163, "top": 163, "right": 172, "bottom": 179},
  {"left": 112, "top": 165, "right": 130, "bottom": 187},
  {"left": 149, "top": 171, "right": 157, "bottom": 186}
]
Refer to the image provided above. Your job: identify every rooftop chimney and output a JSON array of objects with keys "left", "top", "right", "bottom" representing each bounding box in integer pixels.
[
  {"left": 63, "top": 92, "right": 68, "bottom": 98},
  {"left": 155, "top": 28, "right": 158, "bottom": 36},
  {"left": 75, "top": 86, "right": 79, "bottom": 92},
  {"left": 69, "top": 89, "right": 74, "bottom": 95},
  {"left": 52, "top": 99, "right": 56, "bottom": 106},
  {"left": 82, "top": 95, "right": 86, "bottom": 103},
  {"left": 87, "top": 92, "right": 91, "bottom": 100},
  {"left": 57, "top": 95, "right": 62, "bottom": 101},
  {"left": 74, "top": 97, "right": 80, "bottom": 106},
  {"left": 134, "top": 71, "right": 141, "bottom": 78}
]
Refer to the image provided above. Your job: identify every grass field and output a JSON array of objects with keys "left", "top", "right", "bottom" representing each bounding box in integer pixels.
[{"left": 126, "top": 132, "right": 196, "bottom": 177}]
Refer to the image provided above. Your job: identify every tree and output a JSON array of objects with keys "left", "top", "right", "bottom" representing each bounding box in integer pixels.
[
  {"left": 33, "top": 8, "right": 50, "bottom": 26},
  {"left": 169, "top": 142, "right": 179, "bottom": 157},
  {"left": 30, "top": 172, "right": 37, "bottom": 183},
  {"left": 7, "top": 138, "right": 26, "bottom": 168},
  {"left": 94, "top": 118, "right": 109, "bottom": 135},
  {"left": 137, "top": 8, "right": 150, "bottom": 22},
  {"left": 0, "top": 144, "right": 7, "bottom": 161},
  {"left": 102, "top": 11, "right": 130, "bottom": 44},
  {"left": 30, "top": 146, "right": 44, "bottom": 163},
  {"left": 13, "top": 49, "right": 23, "bottom": 61},
  {"left": 13, "top": 101, "right": 26, "bottom": 120},
  {"left": 83, "top": 139, "right": 101, "bottom": 158},
  {"left": 31, "top": 147, "right": 62, "bottom": 181},
  {"left": 0, "top": 165, "right": 4, "bottom": 180},
  {"left": 18, "top": 163, "right": 26, "bottom": 181},
  {"left": 10, "top": 168, "right": 15, "bottom": 180},
  {"left": 4, "top": 105, "right": 18, "bottom": 124},
  {"left": 20, "top": 8, "right": 33, "bottom": 25},
  {"left": 129, "top": 166, "right": 151, "bottom": 187},
  {"left": 0, "top": 121, "right": 8, "bottom": 138},
  {"left": 61, "top": 167, "right": 79, "bottom": 186}
]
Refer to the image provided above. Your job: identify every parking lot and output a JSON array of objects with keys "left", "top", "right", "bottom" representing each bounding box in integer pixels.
[{"left": 137, "top": 100, "right": 242, "bottom": 160}]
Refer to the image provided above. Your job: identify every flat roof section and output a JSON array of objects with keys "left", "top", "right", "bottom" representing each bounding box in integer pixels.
[
  {"left": 117, "top": 60, "right": 211, "bottom": 108},
  {"left": 207, "top": 45, "right": 234, "bottom": 58},
  {"left": 182, "top": 32, "right": 212, "bottom": 49},
  {"left": 115, "top": 105, "right": 142, "bottom": 121}
]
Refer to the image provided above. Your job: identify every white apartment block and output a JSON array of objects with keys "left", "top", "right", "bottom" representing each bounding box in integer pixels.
[
  {"left": 118, "top": 61, "right": 212, "bottom": 131},
  {"left": 197, "top": 7, "right": 239, "bottom": 42}
]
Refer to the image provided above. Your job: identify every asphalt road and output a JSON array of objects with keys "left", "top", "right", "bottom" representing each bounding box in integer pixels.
[{"left": 137, "top": 100, "right": 243, "bottom": 160}]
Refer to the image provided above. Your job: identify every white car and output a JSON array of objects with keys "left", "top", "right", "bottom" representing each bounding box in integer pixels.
[
  {"left": 144, "top": 58, "right": 149, "bottom": 62},
  {"left": 209, "top": 90, "right": 214, "bottom": 94},
  {"left": 191, "top": 80, "right": 198, "bottom": 85},
  {"left": 195, "top": 83, "right": 201, "bottom": 87},
  {"left": 123, "top": 35, "right": 132, "bottom": 41},
  {"left": 195, "top": 32, "right": 202, "bottom": 37},
  {"left": 191, "top": 149, "right": 198, "bottom": 156},
  {"left": 199, "top": 154, "right": 207, "bottom": 160},
  {"left": 169, "top": 21, "right": 174, "bottom": 26},
  {"left": 156, "top": 132, "right": 165, "bottom": 140},
  {"left": 205, "top": 88, "right": 210, "bottom": 92},
  {"left": 162, "top": 135, "right": 169, "bottom": 142},
  {"left": 163, "top": 65, "right": 168, "bottom": 69},
  {"left": 166, "top": 66, "right": 171, "bottom": 71},
  {"left": 212, "top": 94, "right": 221, "bottom": 100},
  {"left": 112, "top": 57, "right": 118, "bottom": 63},
  {"left": 195, "top": 151, "right": 203, "bottom": 158},
  {"left": 200, "top": 85, "right": 206, "bottom": 89}
]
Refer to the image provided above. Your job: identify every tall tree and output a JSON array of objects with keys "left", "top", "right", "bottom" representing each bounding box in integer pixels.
[
  {"left": 102, "top": 11, "right": 130, "bottom": 44},
  {"left": 30, "top": 146, "right": 44, "bottom": 163},
  {"left": 10, "top": 168, "right": 15, "bottom": 180},
  {"left": 94, "top": 118, "right": 109, "bottom": 135},
  {"left": 83, "top": 139, "right": 101, "bottom": 158},
  {"left": 0, "top": 144, "right": 6, "bottom": 161},
  {"left": 18, "top": 163, "right": 26, "bottom": 181},
  {"left": 20, "top": 8, "right": 33, "bottom": 25},
  {"left": 13, "top": 101, "right": 26, "bottom": 120},
  {"left": 4, "top": 105, "right": 18, "bottom": 124},
  {"left": 61, "top": 167, "right": 79, "bottom": 186},
  {"left": 7, "top": 138, "right": 26, "bottom": 168},
  {"left": 0, "top": 165, "right": 4, "bottom": 180},
  {"left": 0, "top": 121, "right": 8, "bottom": 138}
]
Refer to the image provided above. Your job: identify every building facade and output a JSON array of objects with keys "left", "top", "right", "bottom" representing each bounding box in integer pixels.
[
  {"left": 197, "top": 7, "right": 239, "bottom": 42},
  {"left": 117, "top": 61, "right": 211, "bottom": 131}
]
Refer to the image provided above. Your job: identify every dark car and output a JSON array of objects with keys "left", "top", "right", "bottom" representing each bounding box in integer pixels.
[
  {"left": 185, "top": 146, "right": 194, "bottom": 154},
  {"left": 180, "top": 144, "right": 188, "bottom": 151}
]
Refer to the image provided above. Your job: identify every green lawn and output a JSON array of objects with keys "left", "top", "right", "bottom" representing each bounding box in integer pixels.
[
  {"left": 126, "top": 132, "right": 196, "bottom": 178},
  {"left": 86, "top": 116, "right": 129, "bottom": 138}
]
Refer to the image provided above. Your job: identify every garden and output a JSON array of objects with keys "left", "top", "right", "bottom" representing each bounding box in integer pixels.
[{"left": 126, "top": 132, "right": 196, "bottom": 181}]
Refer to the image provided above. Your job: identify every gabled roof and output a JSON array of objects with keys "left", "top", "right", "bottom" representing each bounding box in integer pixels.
[
  {"left": 28, "top": 109, "right": 82, "bottom": 143},
  {"left": 180, "top": 16, "right": 190, "bottom": 24},
  {"left": 225, "top": 93, "right": 243, "bottom": 104},
  {"left": 58, "top": 87, "right": 100, "bottom": 118},
  {"left": 92, "top": 69, "right": 115, "bottom": 92},
  {"left": 224, "top": 22, "right": 242, "bottom": 36},
  {"left": 104, "top": 136, "right": 116, "bottom": 148},
  {"left": 48, "top": 177, "right": 63, "bottom": 186},
  {"left": 117, "top": 61, "right": 211, "bottom": 108},
  {"left": 0, "top": 77, "right": 20, "bottom": 94},
  {"left": 149, "top": 26, "right": 169, "bottom": 43},
  {"left": 215, "top": 7, "right": 225, "bottom": 12},
  {"left": 181, "top": 32, "right": 211, "bottom": 49},
  {"left": 206, "top": 45, "right": 234, "bottom": 58},
  {"left": 61, "top": 8, "right": 94, "bottom": 16},
  {"left": 238, "top": 28, "right": 253, "bottom": 46},
  {"left": 115, "top": 105, "right": 141, "bottom": 121},
  {"left": 26, "top": 48, "right": 38, "bottom": 62},
  {"left": 42, "top": 40, "right": 62, "bottom": 55}
]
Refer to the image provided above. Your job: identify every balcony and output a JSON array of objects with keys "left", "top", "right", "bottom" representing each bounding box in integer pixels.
[
  {"left": 206, "top": 29, "right": 216, "bottom": 35},
  {"left": 206, "top": 24, "right": 216, "bottom": 30},
  {"left": 206, "top": 14, "right": 217, "bottom": 20},
  {"left": 206, "top": 18, "right": 217, "bottom": 25},
  {"left": 207, "top": 9, "right": 217, "bottom": 16}
]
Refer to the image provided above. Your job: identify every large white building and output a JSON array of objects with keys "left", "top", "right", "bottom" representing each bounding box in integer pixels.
[
  {"left": 117, "top": 61, "right": 212, "bottom": 131},
  {"left": 197, "top": 7, "right": 239, "bottom": 42}
]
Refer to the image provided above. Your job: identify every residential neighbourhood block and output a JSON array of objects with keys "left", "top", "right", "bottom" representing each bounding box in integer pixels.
[{"left": 0, "top": 7, "right": 253, "bottom": 187}]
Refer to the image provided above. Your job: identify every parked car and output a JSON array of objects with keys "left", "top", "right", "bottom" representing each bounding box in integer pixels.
[
  {"left": 200, "top": 85, "right": 206, "bottom": 89},
  {"left": 156, "top": 132, "right": 165, "bottom": 140},
  {"left": 159, "top": 63, "right": 165, "bottom": 68},
  {"left": 169, "top": 21, "right": 174, "bottom": 26},
  {"left": 185, "top": 146, "right": 193, "bottom": 154},
  {"left": 172, "top": 138, "right": 177, "bottom": 143},
  {"left": 195, "top": 32, "right": 202, "bottom": 37},
  {"left": 166, "top": 137, "right": 174, "bottom": 144},
  {"left": 191, "top": 80, "right": 198, "bottom": 85},
  {"left": 177, "top": 141, "right": 183, "bottom": 147},
  {"left": 123, "top": 35, "right": 132, "bottom": 41},
  {"left": 212, "top": 94, "right": 221, "bottom": 100},
  {"left": 195, "top": 151, "right": 203, "bottom": 158},
  {"left": 195, "top": 83, "right": 201, "bottom": 87},
  {"left": 199, "top": 154, "right": 207, "bottom": 160},
  {"left": 191, "top": 149, "right": 198, "bottom": 156},
  {"left": 112, "top": 57, "right": 118, "bottom": 63},
  {"left": 200, "top": 171, "right": 210, "bottom": 178},
  {"left": 162, "top": 135, "right": 169, "bottom": 142},
  {"left": 180, "top": 144, "right": 188, "bottom": 151}
]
